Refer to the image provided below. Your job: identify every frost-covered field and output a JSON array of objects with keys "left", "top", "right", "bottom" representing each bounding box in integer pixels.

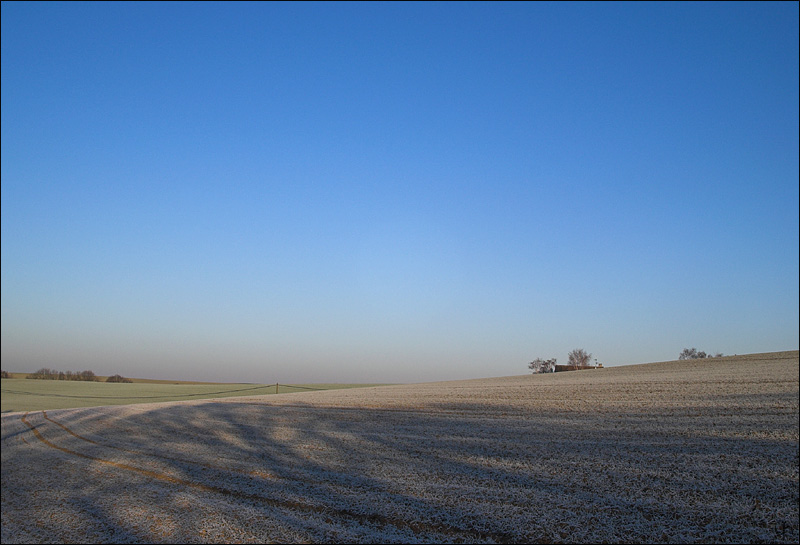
[{"left": 2, "top": 351, "right": 798, "bottom": 543}]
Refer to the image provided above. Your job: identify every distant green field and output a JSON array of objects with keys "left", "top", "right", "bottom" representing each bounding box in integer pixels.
[{"left": 0, "top": 379, "right": 390, "bottom": 413}]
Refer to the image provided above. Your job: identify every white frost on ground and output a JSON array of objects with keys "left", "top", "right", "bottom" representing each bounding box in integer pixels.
[{"left": 2, "top": 351, "right": 798, "bottom": 543}]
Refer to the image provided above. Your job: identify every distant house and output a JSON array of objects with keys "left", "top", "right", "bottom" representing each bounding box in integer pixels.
[{"left": 554, "top": 363, "right": 603, "bottom": 372}]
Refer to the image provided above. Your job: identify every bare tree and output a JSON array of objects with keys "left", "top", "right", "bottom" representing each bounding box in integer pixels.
[
  {"left": 567, "top": 348, "right": 592, "bottom": 370},
  {"left": 528, "top": 358, "right": 557, "bottom": 373}
]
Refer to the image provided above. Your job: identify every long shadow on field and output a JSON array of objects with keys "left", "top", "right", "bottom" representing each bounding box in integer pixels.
[{"left": 2, "top": 396, "right": 798, "bottom": 544}]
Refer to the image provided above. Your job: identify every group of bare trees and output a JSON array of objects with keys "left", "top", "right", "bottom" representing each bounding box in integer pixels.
[
  {"left": 528, "top": 357, "right": 557, "bottom": 373},
  {"left": 105, "top": 374, "right": 133, "bottom": 383},
  {"left": 678, "top": 348, "right": 724, "bottom": 360},
  {"left": 529, "top": 348, "right": 594, "bottom": 373},
  {"left": 26, "top": 368, "right": 99, "bottom": 381}
]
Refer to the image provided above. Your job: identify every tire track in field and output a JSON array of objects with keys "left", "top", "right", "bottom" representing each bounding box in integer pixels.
[{"left": 20, "top": 412, "right": 519, "bottom": 543}]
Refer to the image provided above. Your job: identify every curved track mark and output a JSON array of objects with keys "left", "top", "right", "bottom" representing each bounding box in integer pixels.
[
  {"left": 42, "top": 411, "right": 99, "bottom": 444},
  {"left": 19, "top": 412, "right": 519, "bottom": 543}
]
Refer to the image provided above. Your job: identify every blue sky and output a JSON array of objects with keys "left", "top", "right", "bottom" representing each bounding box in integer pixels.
[{"left": 2, "top": 2, "right": 798, "bottom": 383}]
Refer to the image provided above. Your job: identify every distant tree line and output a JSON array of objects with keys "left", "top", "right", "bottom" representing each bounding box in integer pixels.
[
  {"left": 26, "top": 368, "right": 100, "bottom": 381},
  {"left": 0, "top": 370, "right": 11, "bottom": 379},
  {"left": 678, "top": 348, "right": 724, "bottom": 360},
  {"left": 24, "top": 368, "right": 133, "bottom": 382}
]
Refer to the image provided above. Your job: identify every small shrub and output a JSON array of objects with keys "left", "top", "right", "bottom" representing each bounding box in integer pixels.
[
  {"left": 106, "top": 374, "right": 132, "bottom": 383},
  {"left": 679, "top": 348, "right": 724, "bottom": 360}
]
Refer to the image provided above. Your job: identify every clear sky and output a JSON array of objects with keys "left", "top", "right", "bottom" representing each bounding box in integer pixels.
[{"left": 2, "top": 2, "right": 798, "bottom": 384}]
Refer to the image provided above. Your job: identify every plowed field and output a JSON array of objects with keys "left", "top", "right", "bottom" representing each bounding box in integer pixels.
[{"left": 2, "top": 351, "right": 798, "bottom": 543}]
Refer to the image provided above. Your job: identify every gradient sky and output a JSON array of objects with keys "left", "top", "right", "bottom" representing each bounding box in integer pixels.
[{"left": 2, "top": 2, "right": 798, "bottom": 384}]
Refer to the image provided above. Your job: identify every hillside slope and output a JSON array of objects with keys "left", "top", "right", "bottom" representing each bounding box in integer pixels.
[{"left": 2, "top": 351, "right": 797, "bottom": 543}]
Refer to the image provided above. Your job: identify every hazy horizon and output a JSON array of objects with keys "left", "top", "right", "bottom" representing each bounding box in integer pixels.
[
  {"left": 3, "top": 350, "right": 800, "bottom": 386},
  {"left": 2, "top": 2, "right": 798, "bottom": 384}
]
